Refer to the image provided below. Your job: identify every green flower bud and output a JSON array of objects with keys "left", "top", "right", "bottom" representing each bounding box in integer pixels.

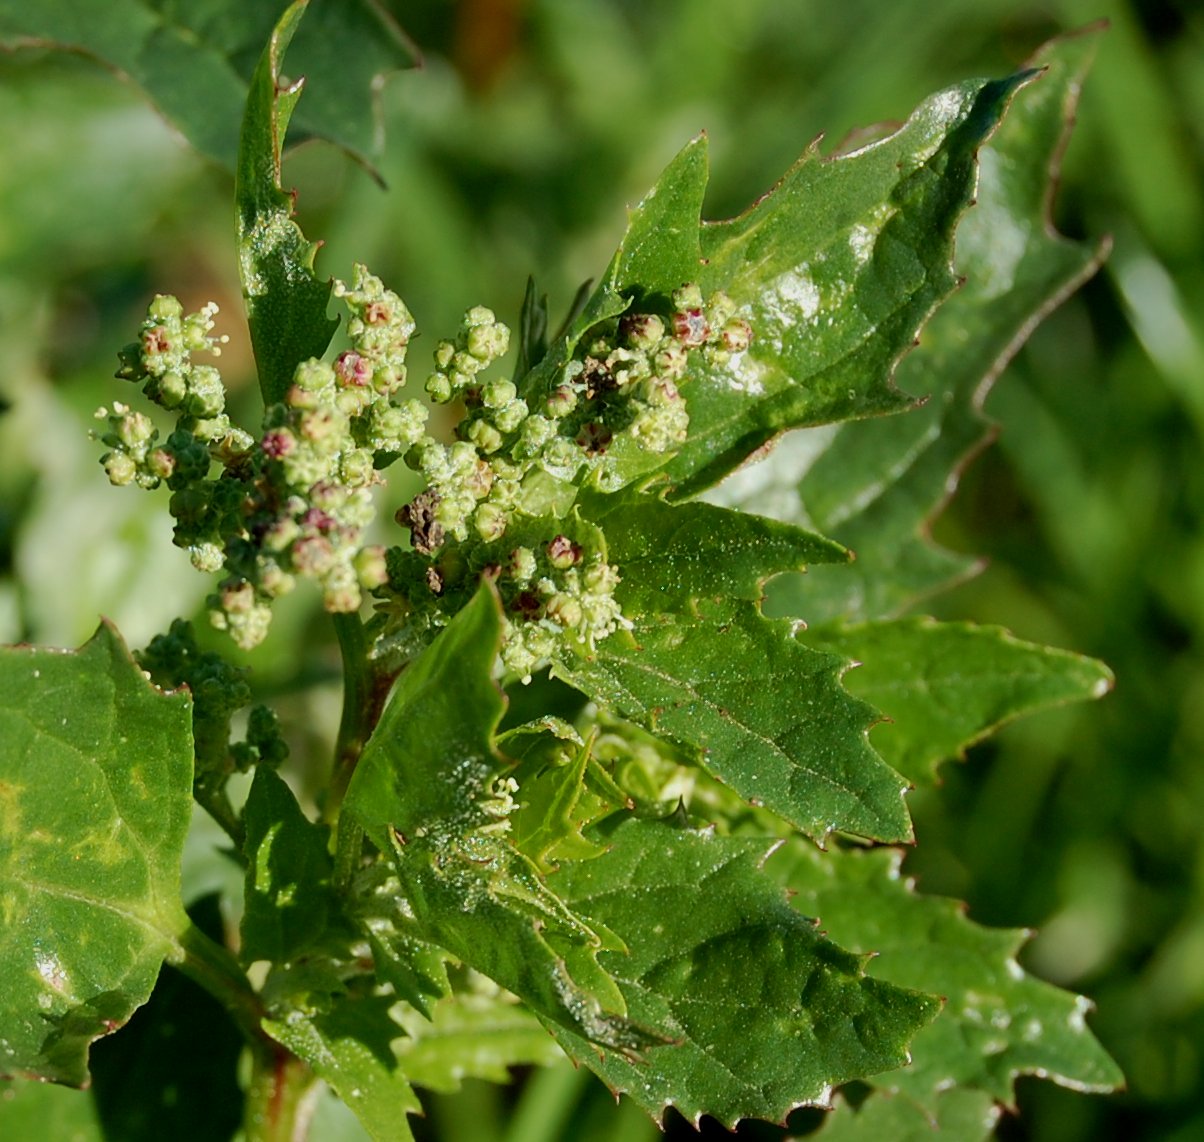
[
  {"left": 482, "top": 378, "right": 517, "bottom": 409},
  {"left": 465, "top": 418, "right": 504, "bottom": 454},
  {"left": 355, "top": 545, "right": 389, "bottom": 590},
  {"left": 672, "top": 283, "right": 705, "bottom": 311},
  {"left": 103, "top": 452, "right": 137, "bottom": 486},
  {"left": 189, "top": 543, "right": 225, "bottom": 572},
  {"left": 426, "top": 371, "right": 453, "bottom": 403},
  {"left": 545, "top": 385, "right": 577, "bottom": 418},
  {"left": 148, "top": 294, "right": 184, "bottom": 321},
  {"left": 493, "top": 398, "right": 529, "bottom": 433},
  {"left": 620, "top": 312, "right": 665, "bottom": 351},
  {"left": 508, "top": 546, "right": 537, "bottom": 583},
  {"left": 474, "top": 502, "right": 509, "bottom": 542}
]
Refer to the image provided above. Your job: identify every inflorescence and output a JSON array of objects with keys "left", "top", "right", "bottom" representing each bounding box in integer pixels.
[{"left": 96, "top": 270, "right": 750, "bottom": 674}]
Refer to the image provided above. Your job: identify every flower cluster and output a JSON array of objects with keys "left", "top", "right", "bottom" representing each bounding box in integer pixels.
[
  {"left": 98, "top": 266, "right": 750, "bottom": 667},
  {"left": 382, "top": 282, "right": 751, "bottom": 678},
  {"left": 97, "top": 267, "right": 420, "bottom": 648}
]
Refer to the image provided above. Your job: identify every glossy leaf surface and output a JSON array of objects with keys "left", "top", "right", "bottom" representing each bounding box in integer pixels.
[
  {"left": 0, "top": 623, "right": 193, "bottom": 1085},
  {"left": 746, "top": 31, "right": 1105, "bottom": 622}
]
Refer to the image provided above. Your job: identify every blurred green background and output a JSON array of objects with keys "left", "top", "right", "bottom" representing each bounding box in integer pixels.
[{"left": 2, "top": 1, "right": 1203, "bottom": 1139}]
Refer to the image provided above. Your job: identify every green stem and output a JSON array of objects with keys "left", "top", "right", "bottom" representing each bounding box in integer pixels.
[
  {"left": 177, "top": 922, "right": 318, "bottom": 1140},
  {"left": 243, "top": 1046, "right": 320, "bottom": 1142},
  {"left": 175, "top": 920, "right": 270, "bottom": 1050},
  {"left": 325, "top": 612, "right": 398, "bottom": 825},
  {"left": 195, "top": 771, "right": 246, "bottom": 853}
]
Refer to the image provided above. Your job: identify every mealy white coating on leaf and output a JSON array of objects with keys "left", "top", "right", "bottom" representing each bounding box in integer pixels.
[{"left": 763, "top": 268, "right": 821, "bottom": 326}]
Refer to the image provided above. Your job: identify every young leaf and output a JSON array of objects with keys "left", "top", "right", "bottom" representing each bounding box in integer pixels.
[
  {"left": 803, "top": 618, "right": 1114, "bottom": 786},
  {"left": 263, "top": 993, "right": 420, "bottom": 1142},
  {"left": 344, "top": 585, "right": 653, "bottom": 1053},
  {"left": 241, "top": 766, "right": 336, "bottom": 965},
  {"left": 0, "top": 623, "right": 193, "bottom": 1085},
  {"left": 545, "top": 817, "right": 940, "bottom": 1129},
  {"left": 554, "top": 604, "right": 912, "bottom": 843},
  {"left": 752, "top": 30, "right": 1106, "bottom": 623},
  {"left": 0, "top": 0, "right": 415, "bottom": 173},
  {"left": 774, "top": 842, "right": 1124, "bottom": 1110},
  {"left": 237, "top": 0, "right": 339, "bottom": 407}
]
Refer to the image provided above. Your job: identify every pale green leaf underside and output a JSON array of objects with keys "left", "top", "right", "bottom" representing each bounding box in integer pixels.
[
  {"left": 0, "top": 623, "right": 193, "bottom": 1085},
  {"left": 0, "top": 0, "right": 415, "bottom": 173},
  {"left": 803, "top": 618, "right": 1113, "bottom": 786},
  {"left": 546, "top": 818, "right": 939, "bottom": 1129},
  {"left": 774, "top": 842, "right": 1124, "bottom": 1109},
  {"left": 554, "top": 605, "right": 911, "bottom": 843}
]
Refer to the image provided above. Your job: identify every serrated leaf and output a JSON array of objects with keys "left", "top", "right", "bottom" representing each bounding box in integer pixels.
[
  {"left": 520, "top": 73, "right": 1030, "bottom": 499},
  {"left": 393, "top": 985, "right": 563, "bottom": 1094},
  {"left": 803, "top": 618, "right": 1113, "bottom": 786},
  {"left": 241, "top": 766, "right": 335, "bottom": 965},
  {"left": 545, "top": 817, "right": 939, "bottom": 1129},
  {"left": 0, "top": 0, "right": 415, "bottom": 174},
  {"left": 0, "top": 623, "right": 193, "bottom": 1085},
  {"left": 752, "top": 31, "right": 1106, "bottom": 622},
  {"left": 554, "top": 604, "right": 911, "bottom": 843},
  {"left": 817, "top": 1088, "right": 1000, "bottom": 1142},
  {"left": 237, "top": 0, "right": 339, "bottom": 407},
  {"left": 774, "top": 842, "right": 1124, "bottom": 1109},
  {"left": 264, "top": 993, "right": 419, "bottom": 1142},
  {"left": 364, "top": 930, "right": 450, "bottom": 1021},
  {"left": 585, "top": 492, "right": 848, "bottom": 615},
  {"left": 344, "top": 585, "right": 652, "bottom": 1053}
]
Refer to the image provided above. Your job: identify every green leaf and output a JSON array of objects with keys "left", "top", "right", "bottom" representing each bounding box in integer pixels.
[
  {"left": 774, "top": 842, "right": 1124, "bottom": 1109},
  {"left": 0, "top": 0, "right": 415, "bottom": 173},
  {"left": 546, "top": 817, "right": 939, "bottom": 1129},
  {"left": 0, "top": 623, "right": 193, "bottom": 1085},
  {"left": 519, "top": 73, "right": 1029, "bottom": 498},
  {"left": 392, "top": 984, "right": 564, "bottom": 1094},
  {"left": 554, "top": 604, "right": 911, "bottom": 843},
  {"left": 264, "top": 993, "right": 420, "bottom": 1142},
  {"left": 755, "top": 31, "right": 1105, "bottom": 622},
  {"left": 816, "top": 1088, "right": 1000, "bottom": 1142},
  {"left": 344, "top": 585, "right": 652, "bottom": 1053},
  {"left": 585, "top": 491, "right": 848, "bottom": 615},
  {"left": 241, "top": 766, "right": 335, "bottom": 965},
  {"left": 500, "top": 721, "right": 610, "bottom": 872},
  {"left": 237, "top": 0, "right": 339, "bottom": 407},
  {"left": 803, "top": 618, "right": 1113, "bottom": 786}
]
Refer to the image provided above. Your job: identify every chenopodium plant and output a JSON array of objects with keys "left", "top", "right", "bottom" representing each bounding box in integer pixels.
[{"left": 0, "top": 4, "right": 1123, "bottom": 1139}]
